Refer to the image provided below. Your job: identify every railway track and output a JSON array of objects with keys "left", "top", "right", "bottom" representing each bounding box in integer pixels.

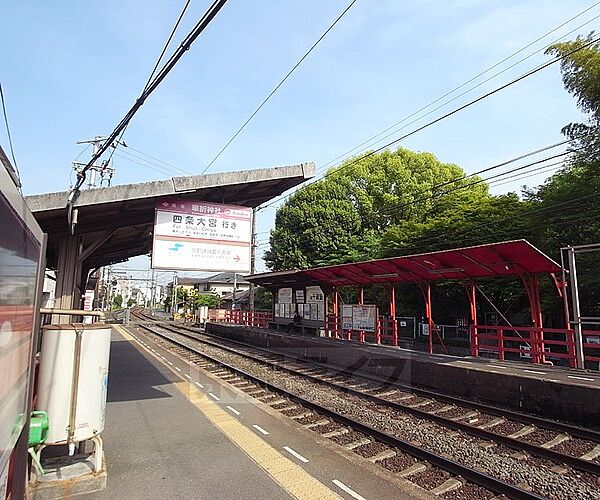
[{"left": 129, "top": 316, "right": 599, "bottom": 499}]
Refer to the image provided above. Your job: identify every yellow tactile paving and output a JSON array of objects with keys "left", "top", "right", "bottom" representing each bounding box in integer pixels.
[{"left": 115, "top": 325, "right": 341, "bottom": 500}]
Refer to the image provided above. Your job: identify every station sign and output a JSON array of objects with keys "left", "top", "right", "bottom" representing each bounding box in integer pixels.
[
  {"left": 277, "top": 287, "right": 293, "bottom": 304},
  {"left": 152, "top": 198, "right": 252, "bottom": 272},
  {"left": 341, "top": 304, "right": 377, "bottom": 332}
]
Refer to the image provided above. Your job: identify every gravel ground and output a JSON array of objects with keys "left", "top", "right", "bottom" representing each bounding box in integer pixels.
[
  {"left": 153, "top": 329, "right": 600, "bottom": 500},
  {"left": 378, "top": 452, "right": 418, "bottom": 472},
  {"left": 491, "top": 420, "right": 524, "bottom": 436},
  {"left": 551, "top": 437, "right": 597, "bottom": 457},
  {"left": 353, "top": 441, "right": 389, "bottom": 458},
  {"left": 521, "top": 428, "right": 558, "bottom": 445},
  {"left": 409, "top": 468, "right": 451, "bottom": 489},
  {"left": 441, "top": 482, "right": 495, "bottom": 499}
]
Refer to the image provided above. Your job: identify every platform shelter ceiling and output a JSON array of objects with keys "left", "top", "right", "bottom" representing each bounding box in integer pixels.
[
  {"left": 246, "top": 240, "right": 562, "bottom": 290},
  {"left": 26, "top": 162, "right": 314, "bottom": 269}
]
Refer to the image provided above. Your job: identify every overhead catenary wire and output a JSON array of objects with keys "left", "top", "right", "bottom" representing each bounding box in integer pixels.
[
  {"left": 106, "top": 0, "right": 195, "bottom": 167},
  {"left": 200, "top": 0, "right": 358, "bottom": 175},
  {"left": 314, "top": 9, "right": 600, "bottom": 176},
  {"left": 67, "top": 0, "right": 229, "bottom": 226},
  {"left": 258, "top": 18, "right": 600, "bottom": 212},
  {"left": 378, "top": 146, "right": 583, "bottom": 218}
]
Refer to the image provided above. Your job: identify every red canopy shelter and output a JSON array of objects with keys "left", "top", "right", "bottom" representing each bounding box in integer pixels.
[{"left": 246, "top": 240, "right": 578, "bottom": 366}]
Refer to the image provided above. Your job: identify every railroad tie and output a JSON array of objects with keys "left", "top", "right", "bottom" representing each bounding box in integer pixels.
[
  {"left": 344, "top": 437, "right": 372, "bottom": 450},
  {"left": 322, "top": 428, "right": 349, "bottom": 438},
  {"left": 541, "top": 434, "right": 570, "bottom": 449},
  {"left": 290, "top": 411, "right": 313, "bottom": 420},
  {"left": 581, "top": 444, "right": 600, "bottom": 461},
  {"left": 428, "top": 404, "right": 455, "bottom": 415},
  {"left": 508, "top": 425, "right": 536, "bottom": 439},
  {"left": 368, "top": 449, "right": 396, "bottom": 463},
  {"left": 303, "top": 419, "right": 330, "bottom": 429},
  {"left": 430, "top": 478, "right": 463, "bottom": 496},
  {"left": 396, "top": 462, "right": 428, "bottom": 478},
  {"left": 477, "top": 417, "right": 505, "bottom": 430}
]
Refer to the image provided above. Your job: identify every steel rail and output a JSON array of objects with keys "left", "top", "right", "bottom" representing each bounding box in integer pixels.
[
  {"left": 163, "top": 319, "right": 600, "bottom": 442},
  {"left": 145, "top": 322, "right": 600, "bottom": 476},
  {"left": 135, "top": 322, "right": 544, "bottom": 500}
]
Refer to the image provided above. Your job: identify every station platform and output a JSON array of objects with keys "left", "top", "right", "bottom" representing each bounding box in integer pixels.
[
  {"left": 205, "top": 323, "right": 600, "bottom": 427},
  {"left": 88, "top": 325, "right": 428, "bottom": 500}
]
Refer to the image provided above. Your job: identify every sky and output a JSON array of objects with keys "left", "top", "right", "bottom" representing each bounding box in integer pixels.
[{"left": 1, "top": 0, "right": 598, "bottom": 279}]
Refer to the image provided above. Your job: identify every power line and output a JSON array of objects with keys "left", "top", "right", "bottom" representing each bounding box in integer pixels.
[
  {"left": 376, "top": 140, "right": 574, "bottom": 217},
  {"left": 106, "top": 0, "right": 195, "bottom": 167},
  {"left": 320, "top": 36, "right": 600, "bottom": 182},
  {"left": 200, "top": 0, "right": 358, "bottom": 175},
  {"left": 114, "top": 148, "right": 190, "bottom": 177},
  {"left": 113, "top": 152, "right": 176, "bottom": 177},
  {"left": 125, "top": 144, "right": 193, "bottom": 175},
  {"left": 67, "top": 0, "right": 229, "bottom": 225},
  {"left": 401, "top": 192, "right": 599, "bottom": 251},
  {"left": 144, "top": 0, "right": 192, "bottom": 91},
  {"left": 314, "top": 8, "right": 600, "bottom": 176},
  {"left": 0, "top": 82, "right": 22, "bottom": 189},
  {"left": 258, "top": 14, "right": 600, "bottom": 212}
]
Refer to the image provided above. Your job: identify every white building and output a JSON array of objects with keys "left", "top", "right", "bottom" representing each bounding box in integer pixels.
[{"left": 193, "top": 273, "right": 250, "bottom": 297}]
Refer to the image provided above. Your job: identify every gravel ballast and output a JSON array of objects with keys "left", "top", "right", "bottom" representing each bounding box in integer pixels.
[{"left": 148, "top": 327, "right": 600, "bottom": 500}]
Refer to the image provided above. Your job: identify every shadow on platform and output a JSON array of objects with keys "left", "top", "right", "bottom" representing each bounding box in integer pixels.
[{"left": 107, "top": 336, "right": 173, "bottom": 403}]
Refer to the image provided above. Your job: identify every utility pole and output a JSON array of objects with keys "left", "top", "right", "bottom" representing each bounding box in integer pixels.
[
  {"left": 232, "top": 272, "right": 237, "bottom": 310},
  {"left": 171, "top": 271, "right": 178, "bottom": 316},
  {"left": 73, "top": 136, "right": 116, "bottom": 189},
  {"left": 249, "top": 207, "right": 257, "bottom": 311}
]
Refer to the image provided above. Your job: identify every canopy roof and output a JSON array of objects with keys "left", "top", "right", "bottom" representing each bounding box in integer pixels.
[{"left": 246, "top": 240, "right": 561, "bottom": 289}]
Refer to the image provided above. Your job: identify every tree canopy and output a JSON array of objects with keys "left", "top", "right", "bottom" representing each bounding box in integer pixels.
[{"left": 265, "top": 148, "right": 489, "bottom": 270}]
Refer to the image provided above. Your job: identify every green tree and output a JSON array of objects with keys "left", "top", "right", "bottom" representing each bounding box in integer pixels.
[
  {"left": 265, "top": 148, "right": 489, "bottom": 270},
  {"left": 193, "top": 293, "right": 221, "bottom": 309},
  {"left": 253, "top": 287, "right": 273, "bottom": 311},
  {"left": 545, "top": 33, "right": 600, "bottom": 166},
  {"left": 127, "top": 298, "right": 136, "bottom": 308},
  {"left": 112, "top": 294, "right": 123, "bottom": 309}
]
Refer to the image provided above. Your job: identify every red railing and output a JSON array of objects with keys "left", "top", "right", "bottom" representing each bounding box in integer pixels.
[
  {"left": 472, "top": 325, "right": 600, "bottom": 368},
  {"left": 209, "top": 309, "right": 273, "bottom": 328},
  {"left": 325, "top": 314, "right": 398, "bottom": 346}
]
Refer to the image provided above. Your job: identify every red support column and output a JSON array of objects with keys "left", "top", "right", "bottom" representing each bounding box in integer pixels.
[
  {"left": 333, "top": 287, "right": 340, "bottom": 339},
  {"left": 419, "top": 283, "right": 433, "bottom": 354},
  {"left": 324, "top": 292, "right": 330, "bottom": 337},
  {"left": 359, "top": 286, "right": 365, "bottom": 343},
  {"left": 390, "top": 285, "right": 398, "bottom": 347},
  {"left": 467, "top": 282, "right": 479, "bottom": 358},
  {"left": 522, "top": 275, "right": 545, "bottom": 364}
]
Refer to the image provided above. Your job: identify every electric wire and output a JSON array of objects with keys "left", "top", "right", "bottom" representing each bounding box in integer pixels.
[
  {"left": 0, "top": 82, "right": 22, "bottom": 189},
  {"left": 258, "top": 16, "right": 600, "bottom": 212},
  {"left": 67, "top": 0, "right": 228, "bottom": 217},
  {"left": 314, "top": 10, "right": 600, "bottom": 176},
  {"left": 106, "top": 0, "right": 195, "bottom": 168},
  {"left": 376, "top": 140, "right": 577, "bottom": 217},
  {"left": 200, "top": 0, "right": 358, "bottom": 175},
  {"left": 123, "top": 144, "right": 193, "bottom": 175}
]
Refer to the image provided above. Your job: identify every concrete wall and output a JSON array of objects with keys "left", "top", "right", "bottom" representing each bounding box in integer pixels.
[{"left": 206, "top": 322, "right": 599, "bottom": 427}]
